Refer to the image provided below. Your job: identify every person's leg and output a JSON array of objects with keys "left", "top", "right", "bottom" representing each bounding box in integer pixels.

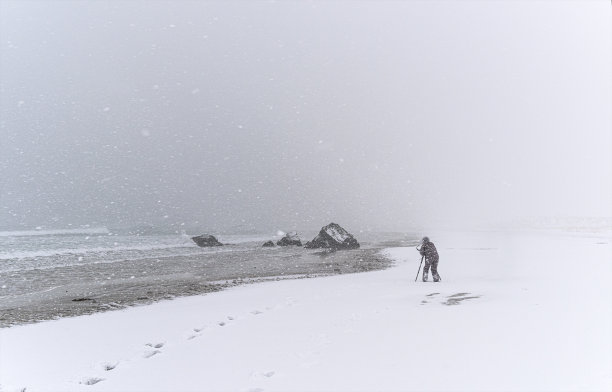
[
  {"left": 423, "top": 258, "right": 431, "bottom": 282},
  {"left": 431, "top": 257, "right": 441, "bottom": 282}
]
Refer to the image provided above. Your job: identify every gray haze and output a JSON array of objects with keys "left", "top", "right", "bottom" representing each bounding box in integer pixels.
[{"left": 1, "top": 1, "right": 610, "bottom": 232}]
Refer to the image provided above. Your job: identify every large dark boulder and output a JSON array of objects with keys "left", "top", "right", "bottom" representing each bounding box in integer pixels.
[
  {"left": 304, "top": 223, "right": 360, "bottom": 250},
  {"left": 276, "top": 232, "right": 302, "bottom": 246},
  {"left": 262, "top": 240, "right": 275, "bottom": 247},
  {"left": 191, "top": 234, "right": 223, "bottom": 247}
]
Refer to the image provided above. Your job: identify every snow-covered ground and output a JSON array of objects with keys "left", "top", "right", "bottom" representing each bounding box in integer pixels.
[{"left": 1, "top": 229, "right": 610, "bottom": 392}]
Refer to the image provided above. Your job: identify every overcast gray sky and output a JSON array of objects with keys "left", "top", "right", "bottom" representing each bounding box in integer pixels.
[{"left": 1, "top": 0, "right": 610, "bottom": 232}]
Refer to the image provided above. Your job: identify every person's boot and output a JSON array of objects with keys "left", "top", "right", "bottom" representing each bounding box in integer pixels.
[
  {"left": 433, "top": 273, "right": 440, "bottom": 282},
  {"left": 422, "top": 272, "right": 428, "bottom": 282}
]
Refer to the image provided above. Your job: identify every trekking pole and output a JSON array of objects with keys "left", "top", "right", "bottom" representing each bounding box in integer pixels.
[{"left": 415, "top": 255, "right": 424, "bottom": 282}]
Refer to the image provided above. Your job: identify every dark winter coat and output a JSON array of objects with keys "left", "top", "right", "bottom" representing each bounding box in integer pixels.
[{"left": 419, "top": 240, "right": 439, "bottom": 261}]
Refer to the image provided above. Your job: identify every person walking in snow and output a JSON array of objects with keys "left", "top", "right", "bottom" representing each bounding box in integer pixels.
[{"left": 418, "top": 237, "right": 441, "bottom": 282}]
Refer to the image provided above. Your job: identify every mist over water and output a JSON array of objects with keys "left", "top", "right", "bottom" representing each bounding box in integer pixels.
[{"left": 1, "top": 1, "right": 610, "bottom": 233}]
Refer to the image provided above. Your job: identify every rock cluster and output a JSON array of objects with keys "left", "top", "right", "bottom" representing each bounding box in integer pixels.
[
  {"left": 276, "top": 232, "right": 302, "bottom": 246},
  {"left": 191, "top": 234, "right": 223, "bottom": 247},
  {"left": 192, "top": 224, "right": 359, "bottom": 251},
  {"left": 304, "top": 223, "right": 360, "bottom": 250}
]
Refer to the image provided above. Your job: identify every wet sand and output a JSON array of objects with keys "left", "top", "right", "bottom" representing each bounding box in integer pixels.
[{"left": 1, "top": 244, "right": 400, "bottom": 327}]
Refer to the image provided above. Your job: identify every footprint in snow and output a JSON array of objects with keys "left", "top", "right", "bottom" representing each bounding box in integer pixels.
[
  {"left": 251, "top": 310, "right": 263, "bottom": 315},
  {"left": 218, "top": 315, "right": 237, "bottom": 326},
  {"left": 285, "top": 297, "right": 296, "bottom": 306},
  {"left": 80, "top": 377, "right": 104, "bottom": 386},
  {"left": 442, "top": 293, "right": 481, "bottom": 306},
  {"left": 421, "top": 292, "right": 441, "bottom": 305},
  {"left": 102, "top": 362, "right": 118, "bottom": 371},
  {"left": 448, "top": 292, "right": 470, "bottom": 298},
  {"left": 251, "top": 371, "right": 275, "bottom": 378},
  {"left": 143, "top": 350, "right": 162, "bottom": 358},
  {"left": 145, "top": 342, "right": 164, "bottom": 349},
  {"left": 188, "top": 325, "right": 209, "bottom": 339}
]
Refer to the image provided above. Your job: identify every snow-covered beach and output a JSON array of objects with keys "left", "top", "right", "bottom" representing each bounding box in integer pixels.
[
  {"left": 2, "top": 0, "right": 610, "bottom": 391},
  {"left": 2, "top": 228, "right": 610, "bottom": 392}
]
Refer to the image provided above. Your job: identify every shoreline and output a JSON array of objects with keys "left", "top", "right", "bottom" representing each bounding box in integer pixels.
[{"left": 0, "top": 246, "right": 397, "bottom": 328}]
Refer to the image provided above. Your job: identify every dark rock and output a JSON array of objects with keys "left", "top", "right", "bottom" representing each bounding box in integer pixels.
[
  {"left": 72, "top": 297, "right": 97, "bottom": 303},
  {"left": 304, "top": 223, "right": 360, "bottom": 250},
  {"left": 191, "top": 234, "right": 223, "bottom": 247},
  {"left": 276, "top": 231, "right": 302, "bottom": 246},
  {"left": 262, "top": 240, "right": 275, "bottom": 247}
]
